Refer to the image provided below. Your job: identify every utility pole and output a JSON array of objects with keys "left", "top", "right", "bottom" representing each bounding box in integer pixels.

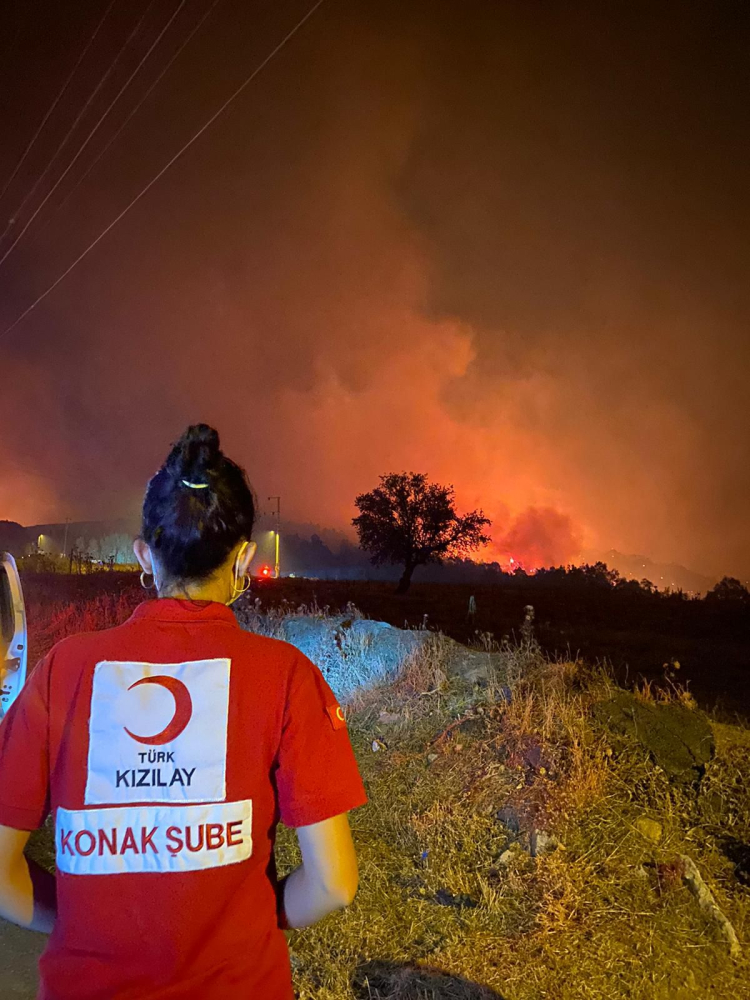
[
  {"left": 62, "top": 517, "right": 70, "bottom": 559},
  {"left": 267, "top": 496, "right": 281, "bottom": 578}
]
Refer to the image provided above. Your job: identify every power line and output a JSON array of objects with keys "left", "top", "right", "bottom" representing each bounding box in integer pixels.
[
  {"left": 0, "top": 0, "right": 117, "bottom": 209},
  {"left": 0, "top": 0, "right": 327, "bottom": 342},
  {"left": 0, "top": 0, "right": 187, "bottom": 269},
  {"left": 0, "top": 0, "right": 153, "bottom": 248},
  {"left": 44, "top": 0, "right": 224, "bottom": 227}
]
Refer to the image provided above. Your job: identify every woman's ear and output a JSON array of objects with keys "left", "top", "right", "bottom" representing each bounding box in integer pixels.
[
  {"left": 238, "top": 541, "right": 257, "bottom": 577},
  {"left": 133, "top": 538, "right": 153, "bottom": 574}
]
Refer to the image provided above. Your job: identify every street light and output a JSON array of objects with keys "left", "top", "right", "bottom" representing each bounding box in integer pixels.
[
  {"left": 267, "top": 496, "right": 280, "bottom": 578},
  {"left": 267, "top": 530, "right": 280, "bottom": 579}
]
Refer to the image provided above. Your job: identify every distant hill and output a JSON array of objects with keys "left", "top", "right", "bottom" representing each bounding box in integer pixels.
[
  {"left": 1, "top": 517, "right": 721, "bottom": 594},
  {"left": 0, "top": 520, "right": 30, "bottom": 555},
  {"left": 1, "top": 518, "right": 139, "bottom": 562},
  {"left": 584, "top": 549, "right": 717, "bottom": 596}
]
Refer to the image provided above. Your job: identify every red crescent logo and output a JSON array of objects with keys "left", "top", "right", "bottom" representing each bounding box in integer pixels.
[
  {"left": 325, "top": 703, "right": 347, "bottom": 731},
  {"left": 124, "top": 676, "right": 193, "bottom": 745}
]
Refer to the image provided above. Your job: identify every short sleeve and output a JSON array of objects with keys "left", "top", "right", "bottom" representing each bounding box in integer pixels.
[
  {"left": 274, "top": 653, "right": 368, "bottom": 828},
  {"left": 0, "top": 654, "right": 51, "bottom": 830}
]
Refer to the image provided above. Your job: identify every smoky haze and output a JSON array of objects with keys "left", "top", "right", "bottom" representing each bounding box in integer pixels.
[{"left": 0, "top": 0, "right": 748, "bottom": 579}]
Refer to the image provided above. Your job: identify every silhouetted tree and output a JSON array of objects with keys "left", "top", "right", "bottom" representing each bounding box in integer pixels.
[
  {"left": 705, "top": 576, "right": 750, "bottom": 605},
  {"left": 582, "top": 561, "right": 621, "bottom": 587},
  {"left": 614, "top": 576, "right": 646, "bottom": 596},
  {"left": 353, "top": 472, "right": 491, "bottom": 594}
]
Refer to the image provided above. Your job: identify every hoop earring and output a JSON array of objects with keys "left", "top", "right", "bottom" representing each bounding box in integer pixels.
[
  {"left": 140, "top": 571, "right": 156, "bottom": 590},
  {"left": 227, "top": 573, "right": 251, "bottom": 606}
]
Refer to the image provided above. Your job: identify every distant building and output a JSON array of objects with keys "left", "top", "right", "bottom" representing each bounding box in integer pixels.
[{"left": 5, "top": 519, "right": 140, "bottom": 564}]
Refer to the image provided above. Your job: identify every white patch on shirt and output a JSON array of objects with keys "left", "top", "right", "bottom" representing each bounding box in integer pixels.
[
  {"left": 85, "top": 659, "right": 231, "bottom": 806},
  {"left": 56, "top": 800, "right": 253, "bottom": 875}
]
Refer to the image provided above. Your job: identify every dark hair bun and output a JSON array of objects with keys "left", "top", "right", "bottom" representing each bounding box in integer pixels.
[
  {"left": 168, "top": 424, "right": 221, "bottom": 482},
  {"left": 142, "top": 423, "right": 256, "bottom": 582}
]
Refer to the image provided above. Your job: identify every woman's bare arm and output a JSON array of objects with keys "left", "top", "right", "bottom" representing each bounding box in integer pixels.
[
  {"left": 278, "top": 813, "right": 359, "bottom": 929},
  {"left": 0, "top": 825, "right": 57, "bottom": 932}
]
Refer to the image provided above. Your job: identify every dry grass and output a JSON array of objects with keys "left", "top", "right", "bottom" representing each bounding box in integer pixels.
[
  {"left": 273, "top": 611, "right": 750, "bottom": 999},
  {"left": 240, "top": 596, "right": 368, "bottom": 634},
  {"left": 376, "top": 632, "right": 452, "bottom": 702},
  {"left": 23, "top": 576, "right": 142, "bottom": 664}
]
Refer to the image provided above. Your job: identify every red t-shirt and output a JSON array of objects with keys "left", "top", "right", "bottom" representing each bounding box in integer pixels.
[{"left": 0, "top": 598, "right": 368, "bottom": 999}]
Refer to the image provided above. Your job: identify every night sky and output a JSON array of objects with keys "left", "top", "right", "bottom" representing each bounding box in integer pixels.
[{"left": 1, "top": 0, "right": 748, "bottom": 578}]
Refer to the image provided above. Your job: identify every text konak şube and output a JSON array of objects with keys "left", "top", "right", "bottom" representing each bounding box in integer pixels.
[{"left": 55, "top": 800, "right": 254, "bottom": 875}]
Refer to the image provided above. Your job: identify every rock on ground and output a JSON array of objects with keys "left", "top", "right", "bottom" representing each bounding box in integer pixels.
[
  {"left": 236, "top": 612, "right": 430, "bottom": 701},
  {"left": 635, "top": 817, "right": 663, "bottom": 843},
  {"left": 236, "top": 609, "right": 505, "bottom": 702},
  {"left": 591, "top": 690, "right": 715, "bottom": 785}
]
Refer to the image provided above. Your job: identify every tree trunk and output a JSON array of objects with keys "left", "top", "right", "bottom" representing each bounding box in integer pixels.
[{"left": 396, "top": 562, "right": 415, "bottom": 594}]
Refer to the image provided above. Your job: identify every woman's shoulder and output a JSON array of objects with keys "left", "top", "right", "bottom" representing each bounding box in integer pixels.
[{"left": 234, "top": 628, "right": 306, "bottom": 665}]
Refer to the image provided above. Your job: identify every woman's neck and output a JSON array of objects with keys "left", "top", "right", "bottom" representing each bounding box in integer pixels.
[{"left": 157, "top": 576, "right": 229, "bottom": 604}]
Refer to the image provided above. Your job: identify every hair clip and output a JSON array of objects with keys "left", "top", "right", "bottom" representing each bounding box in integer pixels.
[{"left": 181, "top": 480, "right": 209, "bottom": 489}]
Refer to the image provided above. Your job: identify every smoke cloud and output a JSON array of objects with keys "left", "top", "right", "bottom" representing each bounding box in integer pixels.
[
  {"left": 0, "top": 0, "right": 748, "bottom": 578},
  {"left": 494, "top": 508, "right": 583, "bottom": 571}
]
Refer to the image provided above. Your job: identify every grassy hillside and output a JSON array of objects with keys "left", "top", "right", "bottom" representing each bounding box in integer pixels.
[
  {"left": 20, "top": 579, "right": 750, "bottom": 998},
  {"left": 266, "top": 629, "right": 750, "bottom": 999},
  {"left": 248, "top": 575, "right": 750, "bottom": 725}
]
